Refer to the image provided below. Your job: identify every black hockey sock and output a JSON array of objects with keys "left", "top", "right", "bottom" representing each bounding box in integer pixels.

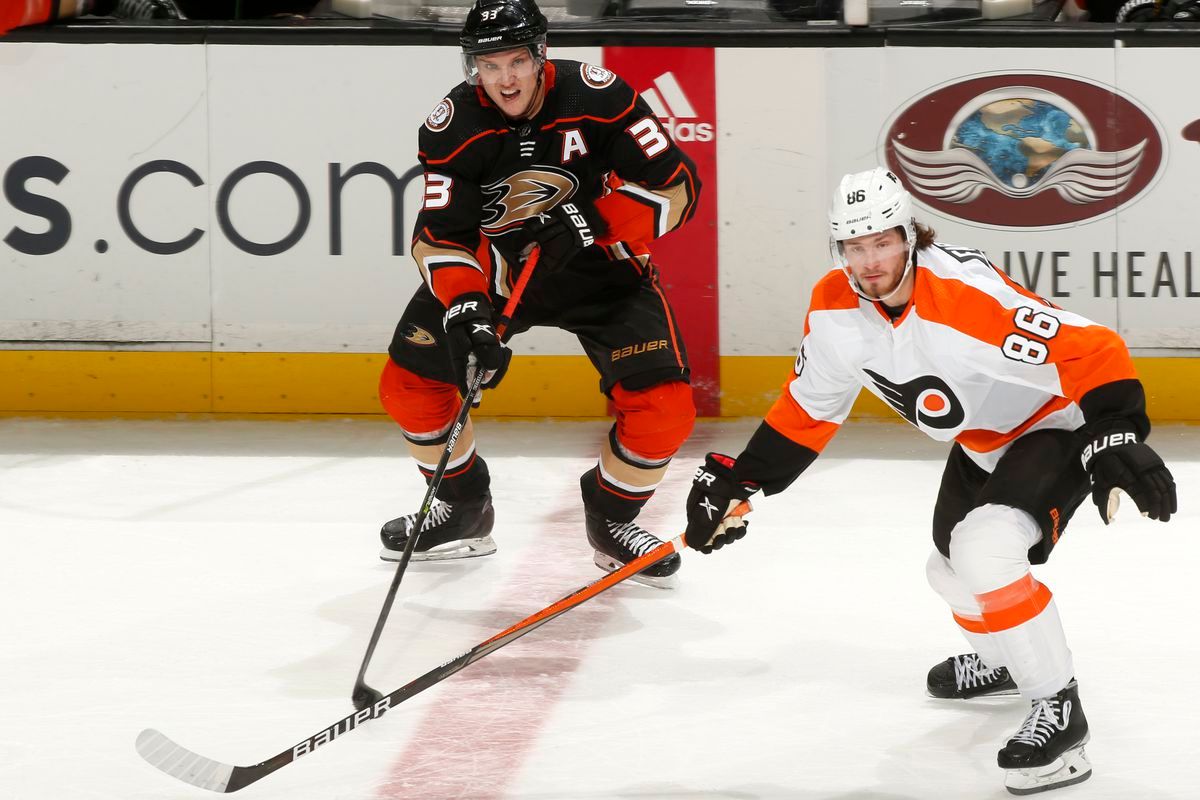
[
  {"left": 420, "top": 452, "right": 491, "bottom": 501},
  {"left": 579, "top": 464, "right": 653, "bottom": 523}
]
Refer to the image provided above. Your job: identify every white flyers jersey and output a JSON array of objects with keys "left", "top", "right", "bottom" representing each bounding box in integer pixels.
[{"left": 764, "top": 243, "right": 1138, "bottom": 472}]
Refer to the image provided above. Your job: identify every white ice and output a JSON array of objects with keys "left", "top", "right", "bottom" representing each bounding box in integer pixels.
[{"left": 2, "top": 416, "right": 1197, "bottom": 800}]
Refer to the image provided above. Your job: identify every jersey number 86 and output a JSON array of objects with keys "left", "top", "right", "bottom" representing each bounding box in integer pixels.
[{"left": 1001, "top": 307, "right": 1060, "bottom": 365}]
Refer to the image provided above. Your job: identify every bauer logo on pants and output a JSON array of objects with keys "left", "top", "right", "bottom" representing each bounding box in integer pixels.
[{"left": 882, "top": 73, "right": 1165, "bottom": 229}]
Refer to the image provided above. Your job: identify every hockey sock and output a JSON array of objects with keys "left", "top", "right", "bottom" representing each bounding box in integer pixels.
[
  {"left": 950, "top": 504, "right": 1074, "bottom": 700},
  {"left": 404, "top": 419, "right": 490, "bottom": 502},
  {"left": 579, "top": 429, "right": 670, "bottom": 522}
]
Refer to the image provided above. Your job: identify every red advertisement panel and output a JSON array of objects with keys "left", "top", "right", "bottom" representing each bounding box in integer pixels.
[{"left": 603, "top": 47, "right": 720, "bottom": 416}]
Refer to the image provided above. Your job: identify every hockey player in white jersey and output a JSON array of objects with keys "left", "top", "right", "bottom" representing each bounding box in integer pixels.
[{"left": 683, "top": 167, "right": 1177, "bottom": 795}]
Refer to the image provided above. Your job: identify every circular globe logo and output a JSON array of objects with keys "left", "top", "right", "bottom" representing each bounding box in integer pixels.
[
  {"left": 882, "top": 74, "right": 1165, "bottom": 229},
  {"left": 953, "top": 94, "right": 1090, "bottom": 191}
]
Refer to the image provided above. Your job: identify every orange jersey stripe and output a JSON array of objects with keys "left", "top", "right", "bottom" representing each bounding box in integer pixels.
[
  {"left": 912, "top": 267, "right": 1136, "bottom": 403},
  {"left": 420, "top": 128, "right": 510, "bottom": 166},
  {"left": 764, "top": 387, "right": 841, "bottom": 453},
  {"left": 955, "top": 395, "right": 1074, "bottom": 453},
  {"left": 975, "top": 573, "right": 1053, "bottom": 633}
]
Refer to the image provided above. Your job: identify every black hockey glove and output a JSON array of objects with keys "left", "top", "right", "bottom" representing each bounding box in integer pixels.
[
  {"left": 443, "top": 292, "right": 511, "bottom": 404},
  {"left": 685, "top": 453, "right": 758, "bottom": 554},
  {"left": 521, "top": 201, "right": 605, "bottom": 272},
  {"left": 1081, "top": 422, "right": 1177, "bottom": 524}
]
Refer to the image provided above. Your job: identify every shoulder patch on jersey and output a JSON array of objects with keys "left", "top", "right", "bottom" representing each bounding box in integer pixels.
[
  {"left": 403, "top": 324, "right": 438, "bottom": 347},
  {"left": 580, "top": 63, "right": 616, "bottom": 90},
  {"left": 425, "top": 98, "right": 454, "bottom": 133}
]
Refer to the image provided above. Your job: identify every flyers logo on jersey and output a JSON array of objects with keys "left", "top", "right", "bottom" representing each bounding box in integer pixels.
[
  {"left": 640, "top": 71, "right": 714, "bottom": 143},
  {"left": 425, "top": 98, "right": 454, "bottom": 133},
  {"left": 882, "top": 74, "right": 1164, "bottom": 228},
  {"left": 864, "top": 369, "right": 965, "bottom": 430},
  {"left": 481, "top": 167, "right": 579, "bottom": 233}
]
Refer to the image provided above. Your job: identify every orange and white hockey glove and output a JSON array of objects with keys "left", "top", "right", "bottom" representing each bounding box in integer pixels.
[{"left": 685, "top": 453, "right": 757, "bottom": 554}]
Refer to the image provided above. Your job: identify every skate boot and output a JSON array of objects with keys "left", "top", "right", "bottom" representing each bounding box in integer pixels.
[
  {"left": 379, "top": 492, "right": 496, "bottom": 562},
  {"left": 585, "top": 508, "right": 680, "bottom": 589},
  {"left": 927, "top": 653, "right": 1019, "bottom": 699},
  {"left": 998, "top": 680, "right": 1092, "bottom": 795}
]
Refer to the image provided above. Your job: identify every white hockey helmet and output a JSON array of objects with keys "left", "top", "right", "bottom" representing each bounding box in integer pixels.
[{"left": 828, "top": 167, "right": 917, "bottom": 301}]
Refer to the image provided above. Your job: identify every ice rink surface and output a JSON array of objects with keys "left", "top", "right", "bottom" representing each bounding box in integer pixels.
[{"left": 2, "top": 415, "right": 1197, "bottom": 800}]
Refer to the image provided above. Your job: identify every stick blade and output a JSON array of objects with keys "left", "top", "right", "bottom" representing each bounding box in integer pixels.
[{"left": 136, "top": 728, "right": 236, "bottom": 793}]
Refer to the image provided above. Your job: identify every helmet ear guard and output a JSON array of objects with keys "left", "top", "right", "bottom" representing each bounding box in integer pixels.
[{"left": 827, "top": 167, "right": 917, "bottom": 302}]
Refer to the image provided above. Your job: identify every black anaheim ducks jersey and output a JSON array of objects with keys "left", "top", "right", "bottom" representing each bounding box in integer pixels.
[{"left": 412, "top": 59, "right": 701, "bottom": 307}]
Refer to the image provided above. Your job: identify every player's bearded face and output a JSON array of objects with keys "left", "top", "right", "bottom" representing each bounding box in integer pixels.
[
  {"left": 843, "top": 229, "right": 910, "bottom": 300},
  {"left": 475, "top": 48, "right": 543, "bottom": 120}
]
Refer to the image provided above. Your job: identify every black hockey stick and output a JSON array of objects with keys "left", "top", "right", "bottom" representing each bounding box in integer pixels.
[
  {"left": 135, "top": 507, "right": 752, "bottom": 794},
  {"left": 350, "top": 247, "right": 542, "bottom": 711}
]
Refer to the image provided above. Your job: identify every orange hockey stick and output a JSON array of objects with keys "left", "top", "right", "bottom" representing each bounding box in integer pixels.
[{"left": 136, "top": 501, "right": 750, "bottom": 793}]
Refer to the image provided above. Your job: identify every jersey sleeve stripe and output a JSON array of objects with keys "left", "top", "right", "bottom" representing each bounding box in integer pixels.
[
  {"left": 763, "top": 388, "right": 842, "bottom": 452},
  {"left": 416, "top": 226, "right": 478, "bottom": 255},
  {"left": 615, "top": 183, "right": 670, "bottom": 238},
  {"left": 412, "top": 239, "right": 489, "bottom": 304}
]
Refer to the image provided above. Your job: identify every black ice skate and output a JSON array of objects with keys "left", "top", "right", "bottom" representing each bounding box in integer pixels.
[
  {"left": 927, "top": 653, "right": 1019, "bottom": 699},
  {"left": 998, "top": 680, "right": 1092, "bottom": 795},
  {"left": 585, "top": 508, "right": 680, "bottom": 589},
  {"left": 379, "top": 492, "right": 496, "bottom": 562}
]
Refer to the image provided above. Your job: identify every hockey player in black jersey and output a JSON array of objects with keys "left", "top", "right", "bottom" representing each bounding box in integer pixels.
[{"left": 376, "top": 0, "right": 702, "bottom": 588}]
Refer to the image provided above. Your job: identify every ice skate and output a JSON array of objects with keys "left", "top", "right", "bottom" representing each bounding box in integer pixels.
[
  {"left": 585, "top": 508, "right": 680, "bottom": 589},
  {"left": 379, "top": 492, "right": 496, "bottom": 562},
  {"left": 927, "top": 652, "right": 1019, "bottom": 699},
  {"left": 998, "top": 680, "right": 1092, "bottom": 795}
]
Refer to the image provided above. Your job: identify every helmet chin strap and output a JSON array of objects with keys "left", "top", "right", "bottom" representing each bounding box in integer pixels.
[{"left": 846, "top": 245, "right": 916, "bottom": 304}]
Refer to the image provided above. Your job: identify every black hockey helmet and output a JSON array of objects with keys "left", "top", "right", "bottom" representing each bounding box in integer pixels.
[{"left": 460, "top": 0, "right": 548, "bottom": 85}]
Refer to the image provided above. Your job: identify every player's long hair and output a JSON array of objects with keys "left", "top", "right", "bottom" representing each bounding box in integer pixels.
[{"left": 913, "top": 222, "right": 936, "bottom": 251}]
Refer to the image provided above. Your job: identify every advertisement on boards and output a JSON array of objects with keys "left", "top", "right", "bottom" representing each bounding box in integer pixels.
[
  {"left": 828, "top": 48, "right": 1200, "bottom": 349},
  {"left": 603, "top": 47, "right": 720, "bottom": 415}
]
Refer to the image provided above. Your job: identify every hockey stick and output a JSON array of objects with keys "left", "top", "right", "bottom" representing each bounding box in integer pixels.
[
  {"left": 350, "top": 247, "right": 542, "bottom": 711},
  {"left": 136, "top": 504, "right": 752, "bottom": 794}
]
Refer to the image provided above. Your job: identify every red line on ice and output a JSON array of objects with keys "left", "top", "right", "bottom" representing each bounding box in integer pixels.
[{"left": 374, "top": 504, "right": 618, "bottom": 800}]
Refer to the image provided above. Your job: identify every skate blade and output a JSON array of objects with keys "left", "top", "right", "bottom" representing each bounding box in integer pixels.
[
  {"left": 1004, "top": 745, "right": 1092, "bottom": 795},
  {"left": 379, "top": 535, "right": 497, "bottom": 563},
  {"left": 592, "top": 551, "right": 677, "bottom": 590},
  {"left": 925, "top": 686, "right": 1021, "bottom": 700}
]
